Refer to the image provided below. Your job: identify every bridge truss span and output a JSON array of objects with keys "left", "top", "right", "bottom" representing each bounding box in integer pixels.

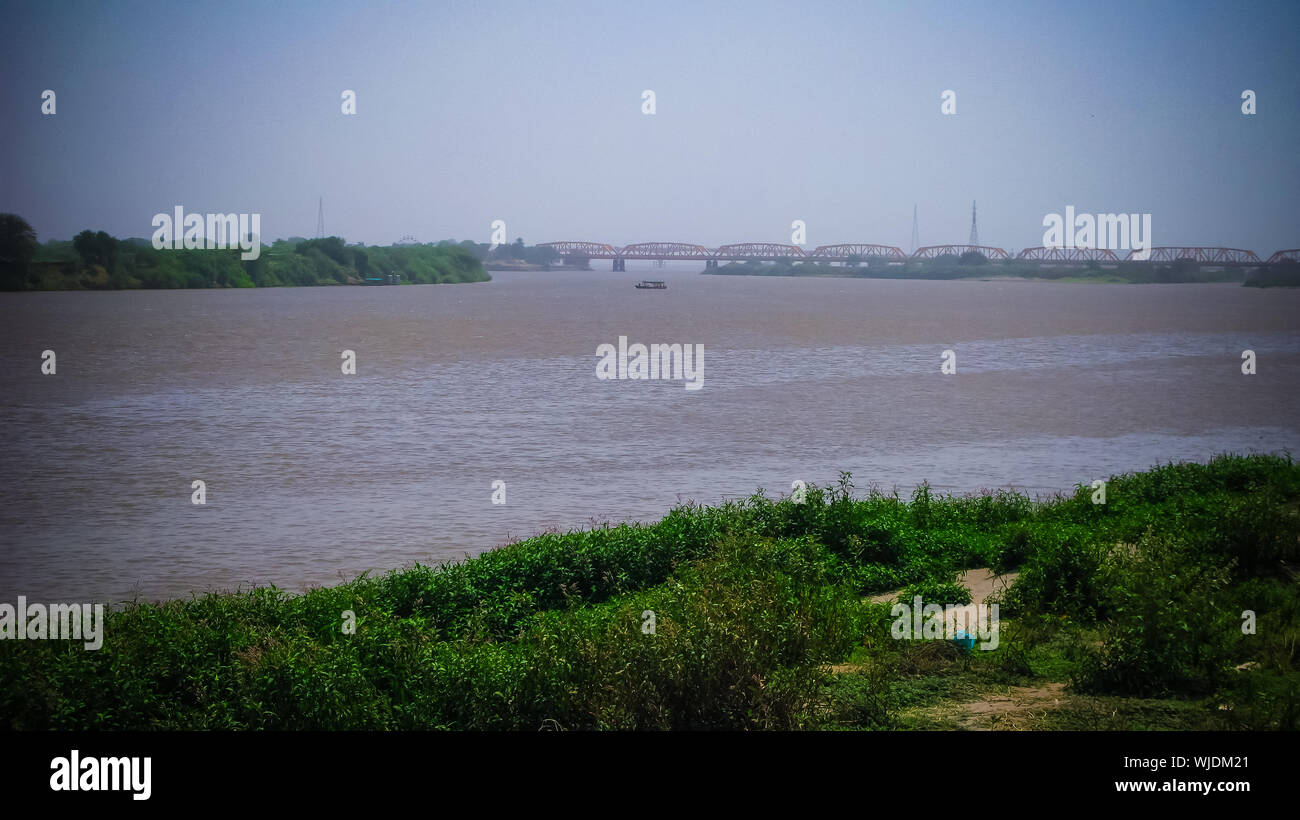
[
  {"left": 538, "top": 240, "right": 1293, "bottom": 270},
  {"left": 911, "top": 244, "right": 1011, "bottom": 261},
  {"left": 1125, "top": 247, "right": 1263, "bottom": 265},
  {"left": 809, "top": 244, "right": 907, "bottom": 261},
  {"left": 537, "top": 241, "right": 619, "bottom": 259},
  {"left": 1016, "top": 246, "right": 1120, "bottom": 263},
  {"left": 618, "top": 242, "right": 713, "bottom": 259},
  {"left": 714, "top": 243, "right": 806, "bottom": 260}
]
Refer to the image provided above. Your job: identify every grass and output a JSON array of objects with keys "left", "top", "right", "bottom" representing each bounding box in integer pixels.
[{"left": 2, "top": 453, "right": 1298, "bottom": 730}]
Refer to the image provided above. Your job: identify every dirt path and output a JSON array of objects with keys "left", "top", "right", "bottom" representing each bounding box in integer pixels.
[
  {"left": 956, "top": 682, "right": 1067, "bottom": 728},
  {"left": 830, "top": 568, "right": 1019, "bottom": 675},
  {"left": 909, "top": 682, "right": 1068, "bottom": 730},
  {"left": 868, "top": 567, "right": 1019, "bottom": 606},
  {"left": 837, "top": 568, "right": 1085, "bottom": 728},
  {"left": 869, "top": 567, "right": 1018, "bottom": 634}
]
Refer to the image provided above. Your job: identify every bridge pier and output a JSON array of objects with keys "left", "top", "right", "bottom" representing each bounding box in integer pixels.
[
  {"left": 705, "top": 259, "right": 718, "bottom": 269},
  {"left": 612, "top": 258, "right": 625, "bottom": 272}
]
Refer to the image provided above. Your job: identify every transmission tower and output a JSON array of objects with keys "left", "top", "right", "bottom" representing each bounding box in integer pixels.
[
  {"left": 968, "top": 200, "right": 979, "bottom": 247},
  {"left": 316, "top": 197, "right": 325, "bottom": 239},
  {"left": 910, "top": 204, "right": 920, "bottom": 255}
]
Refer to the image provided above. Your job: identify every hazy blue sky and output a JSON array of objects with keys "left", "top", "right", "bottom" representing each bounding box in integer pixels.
[{"left": 2, "top": 0, "right": 1297, "bottom": 253}]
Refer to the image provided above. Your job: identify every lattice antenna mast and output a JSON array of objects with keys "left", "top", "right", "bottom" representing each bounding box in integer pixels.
[
  {"left": 910, "top": 204, "right": 920, "bottom": 255},
  {"left": 316, "top": 197, "right": 325, "bottom": 239},
  {"left": 968, "top": 200, "right": 979, "bottom": 247}
]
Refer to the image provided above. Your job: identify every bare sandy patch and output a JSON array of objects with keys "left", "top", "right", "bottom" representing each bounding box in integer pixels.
[
  {"left": 868, "top": 567, "right": 1018, "bottom": 609},
  {"left": 909, "top": 682, "right": 1069, "bottom": 730}
]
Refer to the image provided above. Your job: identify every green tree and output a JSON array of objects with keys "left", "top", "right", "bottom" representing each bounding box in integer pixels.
[
  {"left": 73, "top": 229, "right": 118, "bottom": 269},
  {"left": 0, "top": 213, "right": 38, "bottom": 290},
  {"left": 295, "top": 236, "right": 350, "bottom": 266}
]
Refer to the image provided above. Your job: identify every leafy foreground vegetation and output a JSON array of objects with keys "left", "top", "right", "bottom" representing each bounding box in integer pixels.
[{"left": 2, "top": 454, "right": 1298, "bottom": 730}]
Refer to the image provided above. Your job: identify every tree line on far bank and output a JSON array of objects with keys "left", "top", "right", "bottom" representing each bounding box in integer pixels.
[
  {"left": 708, "top": 252, "right": 1300, "bottom": 285},
  {"left": 0, "top": 213, "right": 494, "bottom": 290},
  {"left": 460, "top": 237, "right": 563, "bottom": 267}
]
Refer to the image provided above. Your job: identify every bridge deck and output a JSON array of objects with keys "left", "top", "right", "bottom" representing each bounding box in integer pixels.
[{"left": 537, "top": 241, "right": 1292, "bottom": 265}]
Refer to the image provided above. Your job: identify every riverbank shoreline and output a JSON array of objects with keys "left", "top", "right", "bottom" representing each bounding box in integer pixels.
[
  {"left": 3, "top": 453, "right": 1295, "bottom": 730},
  {"left": 702, "top": 267, "right": 1254, "bottom": 285}
]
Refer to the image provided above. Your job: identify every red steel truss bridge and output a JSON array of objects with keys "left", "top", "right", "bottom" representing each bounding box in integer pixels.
[{"left": 540, "top": 241, "right": 1295, "bottom": 269}]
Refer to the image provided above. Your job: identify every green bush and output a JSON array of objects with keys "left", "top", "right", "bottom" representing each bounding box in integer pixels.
[
  {"left": 1220, "top": 668, "right": 1300, "bottom": 730},
  {"left": 3, "top": 454, "right": 1297, "bottom": 729},
  {"left": 821, "top": 666, "right": 896, "bottom": 729},
  {"left": 898, "top": 577, "right": 972, "bottom": 607},
  {"left": 1075, "top": 534, "right": 1237, "bottom": 697},
  {"left": 998, "top": 526, "right": 1106, "bottom": 619}
]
